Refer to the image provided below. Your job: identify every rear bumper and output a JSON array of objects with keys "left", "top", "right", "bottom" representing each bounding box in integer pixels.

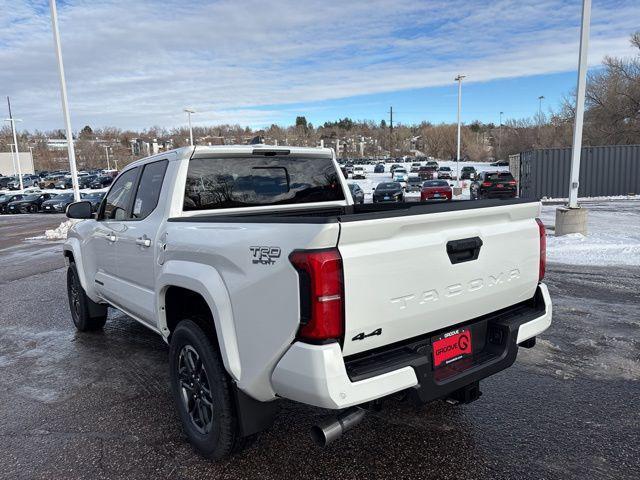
[
  {"left": 482, "top": 190, "right": 517, "bottom": 198},
  {"left": 272, "top": 283, "right": 551, "bottom": 409}
]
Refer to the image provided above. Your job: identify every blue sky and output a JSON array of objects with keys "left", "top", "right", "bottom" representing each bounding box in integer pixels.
[
  {"left": 1, "top": 0, "right": 638, "bottom": 131},
  {"left": 255, "top": 72, "right": 579, "bottom": 127}
]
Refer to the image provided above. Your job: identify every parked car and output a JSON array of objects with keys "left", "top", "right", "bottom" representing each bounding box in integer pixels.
[
  {"left": 418, "top": 165, "right": 436, "bottom": 180},
  {"left": 6, "top": 193, "right": 55, "bottom": 213},
  {"left": 78, "top": 174, "right": 98, "bottom": 188},
  {"left": 472, "top": 172, "right": 518, "bottom": 199},
  {"left": 460, "top": 166, "right": 477, "bottom": 180},
  {"left": 0, "top": 193, "right": 24, "bottom": 213},
  {"left": 373, "top": 181, "right": 404, "bottom": 202},
  {"left": 437, "top": 166, "right": 452, "bottom": 180},
  {"left": 54, "top": 178, "right": 74, "bottom": 189},
  {"left": 8, "top": 174, "right": 41, "bottom": 189},
  {"left": 0, "top": 176, "right": 14, "bottom": 189},
  {"left": 40, "top": 174, "right": 66, "bottom": 189},
  {"left": 101, "top": 169, "right": 119, "bottom": 178},
  {"left": 352, "top": 166, "right": 367, "bottom": 179},
  {"left": 389, "top": 164, "right": 403, "bottom": 175},
  {"left": 89, "top": 175, "right": 114, "bottom": 189},
  {"left": 41, "top": 192, "right": 76, "bottom": 213},
  {"left": 425, "top": 160, "right": 439, "bottom": 169},
  {"left": 373, "top": 163, "right": 385, "bottom": 173},
  {"left": 410, "top": 162, "right": 421, "bottom": 173},
  {"left": 345, "top": 163, "right": 354, "bottom": 175},
  {"left": 420, "top": 180, "right": 453, "bottom": 202},
  {"left": 82, "top": 191, "right": 106, "bottom": 212},
  {"left": 63, "top": 144, "right": 551, "bottom": 460},
  {"left": 405, "top": 175, "right": 423, "bottom": 192},
  {"left": 490, "top": 160, "right": 510, "bottom": 167},
  {"left": 348, "top": 183, "right": 365, "bottom": 204},
  {"left": 392, "top": 168, "right": 408, "bottom": 183}
]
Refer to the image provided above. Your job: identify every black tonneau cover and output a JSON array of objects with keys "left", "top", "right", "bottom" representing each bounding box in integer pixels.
[{"left": 168, "top": 198, "right": 536, "bottom": 224}]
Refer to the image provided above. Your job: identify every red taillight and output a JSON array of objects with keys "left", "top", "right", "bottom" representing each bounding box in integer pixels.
[
  {"left": 508, "top": 180, "right": 517, "bottom": 185},
  {"left": 289, "top": 248, "right": 344, "bottom": 342},
  {"left": 536, "top": 218, "right": 546, "bottom": 281},
  {"left": 482, "top": 181, "right": 492, "bottom": 187}
]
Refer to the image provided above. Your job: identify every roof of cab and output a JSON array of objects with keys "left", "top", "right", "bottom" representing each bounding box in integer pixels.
[{"left": 121, "top": 144, "right": 334, "bottom": 173}]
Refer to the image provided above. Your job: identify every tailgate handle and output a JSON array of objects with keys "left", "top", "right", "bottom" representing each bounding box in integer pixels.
[{"left": 447, "top": 237, "right": 483, "bottom": 264}]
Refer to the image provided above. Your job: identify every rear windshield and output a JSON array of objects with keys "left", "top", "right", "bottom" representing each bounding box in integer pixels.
[
  {"left": 486, "top": 172, "right": 514, "bottom": 181},
  {"left": 423, "top": 180, "right": 449, "bottom": 187},
  {"left": 184, "top": 156, "right": 344, "bottom": 211},
  {"left": 377, "top": 182, "right": 401, "bottom": 189}
]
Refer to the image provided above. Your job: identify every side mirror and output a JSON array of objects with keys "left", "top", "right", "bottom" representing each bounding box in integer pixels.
[{"left": 66, "top": 201, "right": 93, "bottom": 219}]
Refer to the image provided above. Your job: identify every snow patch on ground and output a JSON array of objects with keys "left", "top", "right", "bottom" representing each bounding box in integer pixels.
[{"left": 541, "top": 202, "right": 640, "bottom": 267}]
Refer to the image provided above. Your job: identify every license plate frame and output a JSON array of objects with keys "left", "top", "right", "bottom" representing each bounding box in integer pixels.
[{"left": 432, "top": 327, "right": 473, "bottom": 369}]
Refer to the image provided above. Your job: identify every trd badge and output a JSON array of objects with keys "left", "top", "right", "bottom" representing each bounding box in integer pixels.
[{"left": 250, "top": 246, "right": 282, "bottom": 265}]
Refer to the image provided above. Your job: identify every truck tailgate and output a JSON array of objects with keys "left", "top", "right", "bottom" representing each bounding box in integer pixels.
[{"left": 338, "top": 202, "right": 541, "bottom": 356}]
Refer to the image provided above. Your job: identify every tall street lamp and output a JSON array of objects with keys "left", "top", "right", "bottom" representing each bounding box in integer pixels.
[
  {"left": 104, "top": 145, "right": 111, "bottom": 170},
  {"left": 537, "top": 95, "right": 545, "bottom": 144},
  {"left": 49, "top": 0, "right": 81, "bottom": 201},
  {"left": 556, "top": 0, "right": 591, "bottom": 236},
  {"left": 4, "top": 118, "right": 24, "bottom": 191},
  {"left": 498, "top": 111, "right": 503, "bottom": 160},
  {"left": 568, "top": 0, "right": 591, "bottom": 209},
  {"left": 454, "top": 75, "right": 465, "bottom": 188},
  {"left": 184, "top": 108, "right": 195, "bottom": 146}
]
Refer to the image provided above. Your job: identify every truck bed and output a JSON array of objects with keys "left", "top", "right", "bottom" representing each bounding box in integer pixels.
[{"left": 169, "top": 198, "right": 542, "bottom": 357}]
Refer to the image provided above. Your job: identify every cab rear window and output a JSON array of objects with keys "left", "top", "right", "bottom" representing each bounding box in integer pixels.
[{"left": 184, "top": 156, "right": 344, "bottom": 211}]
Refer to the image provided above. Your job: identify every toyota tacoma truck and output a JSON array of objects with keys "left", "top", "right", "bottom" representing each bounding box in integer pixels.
[{"left": 63, "top": 145, "right": 551, "bottom": 459}]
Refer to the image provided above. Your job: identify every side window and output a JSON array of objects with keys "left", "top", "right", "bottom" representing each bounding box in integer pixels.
[
  {"left": 132, "top": 160, "right": 168, "bottom": 219},
  {"left": 102, "top": 168, "right": 139, "bottom": 220}
]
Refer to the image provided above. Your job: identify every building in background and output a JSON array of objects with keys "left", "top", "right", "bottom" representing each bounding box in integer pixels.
[{"left": 0, "top": 152, "right": 35, "bottom": 176}]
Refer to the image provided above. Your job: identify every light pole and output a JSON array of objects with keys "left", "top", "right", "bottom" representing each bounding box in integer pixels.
[
  {"left": 555, "top": 0, "right": 591, "bottom": 237},
  {"left": 49, "top": 0, "right": 81, "bottom": 201},
  {"left": 498, "top": 111, "right": 503, "bottom": 160},
  {"left": 454, "top": 75, "right": 465, "bottom": 187},
  {"left": 537, "top": 95, "right": 545, "bottom": 144},
  {"left": 568, "top": 0, "right": 591, "bottom": 209},
  {"left": 104, "top": 146, "right": 111, "bottom": 170},
  {"left": 184, "top": 108, "right": 195, "bottom": 146},
  {"left": 8, "top": 144, "right": 17, "bottom": 178},
  {"left": 5, "top": 120, "right": 24, "bottom": 191}
]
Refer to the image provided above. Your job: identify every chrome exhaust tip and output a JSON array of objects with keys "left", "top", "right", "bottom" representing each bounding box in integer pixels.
[{"left": 310, "top": 407, "right": 366, "bottom": 447}]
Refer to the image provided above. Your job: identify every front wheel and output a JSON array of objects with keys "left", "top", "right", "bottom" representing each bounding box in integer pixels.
[
  {"left": 169, "top": 319, "right": 243, "bottom": 460},
  {"left": 67, "top": 263, "right": 107, "bottom": 331}
]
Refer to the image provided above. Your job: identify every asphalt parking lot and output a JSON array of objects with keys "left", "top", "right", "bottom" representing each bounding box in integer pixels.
[{"left": 0, "top": 214, "right": 638, "bottom": 480}]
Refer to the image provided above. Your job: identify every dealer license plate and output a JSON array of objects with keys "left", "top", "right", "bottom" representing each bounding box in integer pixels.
[{"left": 432, "top": 327, "right": 472, "bottom": 368}]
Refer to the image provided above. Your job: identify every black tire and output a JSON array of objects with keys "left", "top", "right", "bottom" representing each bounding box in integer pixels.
[
  {"left": 169, "top": 319, "right": 242, "bottom": 460},
  {"left": 67, "top": 263, "right": 107, "bottom": 331}
]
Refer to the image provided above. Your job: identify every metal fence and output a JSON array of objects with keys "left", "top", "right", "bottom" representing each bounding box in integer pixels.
[{"left": 515, "top": 145, "right": 640, "bottom": 200}]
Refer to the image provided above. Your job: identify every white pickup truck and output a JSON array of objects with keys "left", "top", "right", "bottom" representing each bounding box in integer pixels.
[{"left": 63, "top": 145, "right": 551, "bottom": 459}]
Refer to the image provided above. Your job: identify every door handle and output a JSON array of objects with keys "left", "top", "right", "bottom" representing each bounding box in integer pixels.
[
  {"left": 136, "top": 236, "right": 152, "bottom": 248},
  {"left": 107, "top": 233, "right": 117, "bottom": 243}
]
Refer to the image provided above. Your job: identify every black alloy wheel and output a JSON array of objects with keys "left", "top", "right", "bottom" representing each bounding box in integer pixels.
[{"left": 177, "top": 345, "right": 215, "bottom": 435}]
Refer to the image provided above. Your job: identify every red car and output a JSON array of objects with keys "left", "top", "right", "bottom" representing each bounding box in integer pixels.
[{"left": 420, "top": 180, "right": 452, "bottom": 201}]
